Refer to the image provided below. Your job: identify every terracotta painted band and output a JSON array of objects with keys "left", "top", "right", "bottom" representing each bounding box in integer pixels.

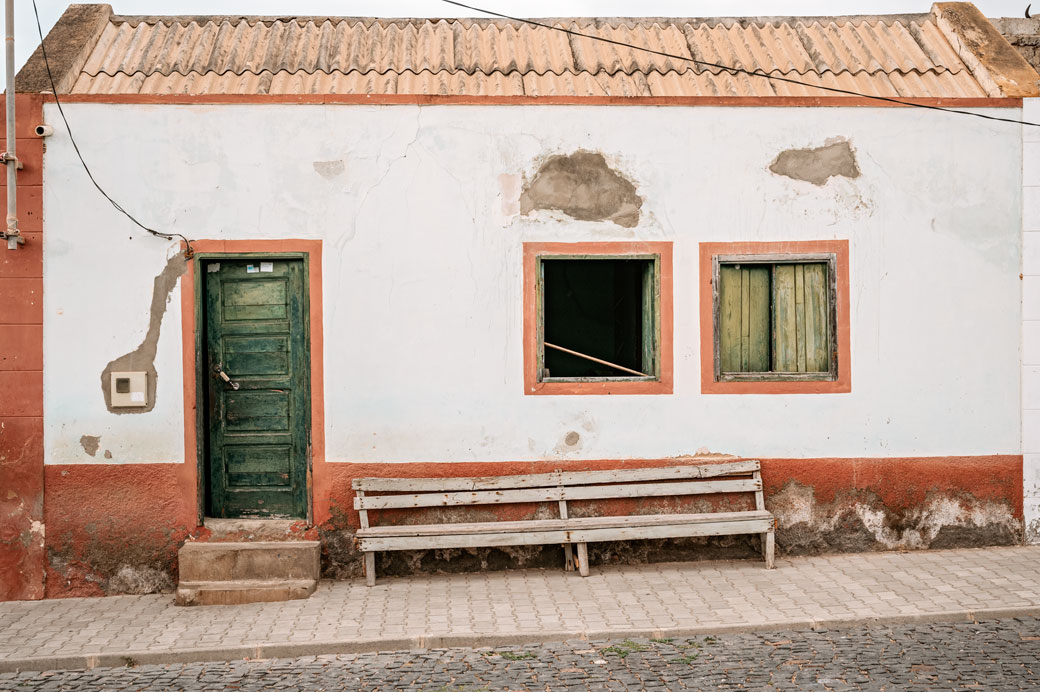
[
  {"left": 45, "top": 94, "right": 1024, "bottom": 108},
  {"left": 0, "top": 94, "right": 47, "bottom": 601}
]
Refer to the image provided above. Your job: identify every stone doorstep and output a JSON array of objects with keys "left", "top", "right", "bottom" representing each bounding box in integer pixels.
[
  {"left": 176, "top": 540, "right": 321, "bottom": 607},
  {"left": 201, "top": 518, "right": 310, "bottom": 542},
  {"left": 175, "top": 579, "right": 317, "bottom": 607},
  {"left": 178, "top": 541, "right": 320, "bottom": 582}
]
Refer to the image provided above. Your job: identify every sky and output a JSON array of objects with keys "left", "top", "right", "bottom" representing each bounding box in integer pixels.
[{"left": 14, "top": 0, "right": 1037, "bottom": 69}]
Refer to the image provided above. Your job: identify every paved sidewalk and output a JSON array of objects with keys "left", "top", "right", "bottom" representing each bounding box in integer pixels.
[{"left": 2, "top": 546, "right": 1040, "bottom": 672}]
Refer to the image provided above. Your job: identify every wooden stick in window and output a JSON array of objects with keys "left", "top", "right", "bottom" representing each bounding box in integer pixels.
[{"left": 543, "top": 342, "right": 650, "bottom": 378}]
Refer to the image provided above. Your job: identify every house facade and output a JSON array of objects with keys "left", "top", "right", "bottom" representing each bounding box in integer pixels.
[{"left": 2, "top": 2, "right": 1039, "bottom": 599}]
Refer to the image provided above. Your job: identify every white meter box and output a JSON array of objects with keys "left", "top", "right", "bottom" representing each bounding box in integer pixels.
[{"left": 110, "top": 371, "right": 148, "bottom": 407}]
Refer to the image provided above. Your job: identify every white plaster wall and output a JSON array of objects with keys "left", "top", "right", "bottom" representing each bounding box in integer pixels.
[
  {"left": 42, "top": 103, "right": 1023, "bottom": 464},
  {"left": 1023, "top": 97, "right": 1040, "bottom": 542}
]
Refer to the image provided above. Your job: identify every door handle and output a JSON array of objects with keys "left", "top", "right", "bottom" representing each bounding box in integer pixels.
[{"left": 213, "top": 364, "right": 240, "bottom": 390}]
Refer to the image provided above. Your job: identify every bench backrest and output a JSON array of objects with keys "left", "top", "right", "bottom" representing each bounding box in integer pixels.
[{"left": 352, "top": 459, "right": 763, "bottom": 529}]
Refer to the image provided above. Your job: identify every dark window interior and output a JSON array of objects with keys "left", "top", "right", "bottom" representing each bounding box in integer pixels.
[{"left": 542, "top": 258, "right": 653, "bottom": 378}]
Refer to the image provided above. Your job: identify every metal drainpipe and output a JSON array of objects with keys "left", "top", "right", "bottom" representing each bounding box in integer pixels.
[{"left": 3, "top": 0, "right": 21, "bottom": 250}]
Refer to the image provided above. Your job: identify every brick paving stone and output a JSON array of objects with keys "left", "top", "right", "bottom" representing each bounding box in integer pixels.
[{"left": 3, "top": 546, "right": 1040, "bottom": 670}]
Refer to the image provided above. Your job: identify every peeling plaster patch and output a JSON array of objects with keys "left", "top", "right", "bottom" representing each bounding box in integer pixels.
[
  {"left": 552, "top": 412, "right": 596, "bottom": 456},
  {"left": 769, "top": 139, "right": 861, "bottom": 186},
  {"left": 313, "top": 160, "right": 345, "bottom": 179},
  {"left": 100, "top": 252, "right": 188, "bottom": 414},
  {"left": 770, "top": 480, "right": 1021, "bottom": 554},
  {"left": 103, "top": 450, "right": 113, "bottom": 459},
  {"left": 498, "top": 173, "right": 521, "bottom": 218},
  {"left": 520, "top": 151, "right": 642, "bottom": 228},
  {"left": 1029, "top": 517, "right": 1040, "bottom": 544},
  {"left": 79, "top": 435, "right": 100, "bottom": 457}
]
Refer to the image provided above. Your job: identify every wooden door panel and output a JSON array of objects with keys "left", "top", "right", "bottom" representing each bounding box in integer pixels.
[
  {"left": 205, "top": 259, "right": 308, "bottom": 519},
  {"left": 224, "top": 488, "right": 295, "bottom": 516}
]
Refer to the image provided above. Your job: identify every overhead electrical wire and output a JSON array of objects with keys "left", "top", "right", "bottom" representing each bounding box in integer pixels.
[
  {"left": 30, "top": 0, "right": 194, "bottom": 256},
  {"left": 441, "top": 0, "right": 1040, "bottom": 128},
  {"left": 20, "top": 0, "right": 1040, "bottom": 258}
]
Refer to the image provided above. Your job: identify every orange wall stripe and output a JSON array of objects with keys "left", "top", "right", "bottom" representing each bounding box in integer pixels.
[
  {"left": 48, "top": 94, "right": 1023, "bottom": 108},
  {"left": 0, "top": 94, "right": 46, "bottom": 600}
]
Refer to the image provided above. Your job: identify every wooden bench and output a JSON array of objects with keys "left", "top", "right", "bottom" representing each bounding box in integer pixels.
[{"left": 352, "top": 459, "right": 774, "bottom": 586}]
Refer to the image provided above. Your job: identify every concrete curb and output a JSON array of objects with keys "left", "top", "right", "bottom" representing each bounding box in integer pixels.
[{"left": 3, "top": 605, "right": 1040, "bottom": 674}]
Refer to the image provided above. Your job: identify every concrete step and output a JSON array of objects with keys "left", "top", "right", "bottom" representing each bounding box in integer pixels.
[
  {"left": 178, "top": 541, "right": 320, "bottom": 583},
  {"left": 175, "top": 579, "right": 317, "bottom": 606},
  {"left": 202, "top": 518, "right": 312, "bottom": 542}
]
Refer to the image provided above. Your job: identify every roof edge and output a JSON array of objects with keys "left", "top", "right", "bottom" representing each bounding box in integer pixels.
[
  {"left": 932, "top": 2, "right": 1040, "bottom": 96},
  {"left": 17, "top": 3, "right": 112, "bottom": 94},
  {"left": 107, "top": 13, "right": 936, "bottom": 29}
]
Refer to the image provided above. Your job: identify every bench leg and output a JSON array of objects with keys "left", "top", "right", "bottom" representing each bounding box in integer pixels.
[
  {"left": 364, "top": 552, "right": 376, "bottom": 586},
  {"left": 763, "top": 530, "right": 775, "bottom": 570},
  {"left": 576, "top": 542, "right": 589, "bottom": 577},
  {"left": 563, "top": 544, "right": 574, "bottom": 572}
]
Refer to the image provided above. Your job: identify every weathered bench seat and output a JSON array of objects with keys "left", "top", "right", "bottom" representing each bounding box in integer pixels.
[{"left": 353, "top": 459, "right": 775, "bottom": 585}]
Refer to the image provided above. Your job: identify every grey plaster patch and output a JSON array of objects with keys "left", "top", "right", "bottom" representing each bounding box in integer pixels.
[
  {"left": 105, "top": 565, "right": 175, "bottom": 595},
  {"left": 313, "top": 160, "right": 346, "bottom": 179},
  {"left": 79, "top": 435, "right": 100, "bottom": 457},
  {"left": 769, "top": 140, "right": 861, "bottom": 186},
  {"left": 103, "top": 450, "right": 112, "bottom": 459},
  {"left": 100, "top": 253, "right": 188, "bottom": 414},
  {"left": 520, "top": 151, "right": 642, "bottom": 227},
  {"left": 564, "top": 431, "right": 581, "bottom": 446}
]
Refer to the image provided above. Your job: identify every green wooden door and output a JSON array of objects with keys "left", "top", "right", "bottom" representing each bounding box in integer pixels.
[{"left": 204, "top": 258, "right": 309, "bottom": 519}]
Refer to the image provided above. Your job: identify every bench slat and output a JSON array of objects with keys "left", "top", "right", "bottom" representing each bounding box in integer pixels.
[
  {"left": 557, "top": 460, "right": 757, "bottom": 487},
  {"left": 351, "top": 459, "right": 756, "bottom": 492},
  {"left": 356, "top": 510, "right": 774, "bottom": 538},
  {"left": 356, "top": 518, "right": 774, "bottom": 552},
  {"left": 354, "top": 478, "right": 761, "bottom": 510}
]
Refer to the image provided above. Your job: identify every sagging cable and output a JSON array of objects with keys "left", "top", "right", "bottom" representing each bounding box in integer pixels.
[
  {"left": 30, "top": 0, "right": 194, "bottom": 257},
  {"left": 441, "top": 0, "right": 1040, "bottom": 128}
]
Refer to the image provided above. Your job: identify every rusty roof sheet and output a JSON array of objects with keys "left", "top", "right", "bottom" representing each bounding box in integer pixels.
[{"left": 45, "top": 9, "right": 1033, "bottom": 97}]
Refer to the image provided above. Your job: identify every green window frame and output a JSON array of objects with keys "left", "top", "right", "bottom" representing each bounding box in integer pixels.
[
  {"left": 712, "top": 252, "right": 839, "bottom": 382},
  {"left": 536, "top": 254, "right": 662, "bottom": 383}
]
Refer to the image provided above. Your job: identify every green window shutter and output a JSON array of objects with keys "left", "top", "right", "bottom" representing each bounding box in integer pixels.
[
  {"left": 772, "top": 262, "right": 829, "bottom": 373},
  {"left": 719, "top": 265, "right": 770, "bottom": 373},
  {"left": 802, "top": 263, "right": 829, "bottom": 372},
  {"left": 641, "top": 261, "right": 657, "bottom": 376}
]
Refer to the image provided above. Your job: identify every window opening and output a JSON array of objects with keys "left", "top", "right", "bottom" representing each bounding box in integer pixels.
[
  {"left": 714, "top": 255, "right": 838, "bottom": 382},
  {"left": 539, "top": 257, "right": 658, "bottom": 381}
]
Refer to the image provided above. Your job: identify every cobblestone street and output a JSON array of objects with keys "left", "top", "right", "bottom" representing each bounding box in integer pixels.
[{"left": 3, "top": 617, "right": 1039, "bottom": 691}]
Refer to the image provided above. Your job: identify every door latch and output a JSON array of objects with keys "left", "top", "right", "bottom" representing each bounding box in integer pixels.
[{"left": 213, "top": 364, "right": 240, "bottom": 390}]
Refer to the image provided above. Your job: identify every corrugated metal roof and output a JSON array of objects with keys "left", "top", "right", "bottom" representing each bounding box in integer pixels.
[{"left": 61, "top": 13, "right": 1007, "bottom": 97}]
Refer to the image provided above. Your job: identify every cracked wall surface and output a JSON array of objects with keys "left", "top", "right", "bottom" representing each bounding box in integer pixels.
[
  {"left": 1023, "top": 97, "right": 1040, "bottom": 545},
  {"left": 41, "top": 103, "right": 1021, "bottom": 464}
]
